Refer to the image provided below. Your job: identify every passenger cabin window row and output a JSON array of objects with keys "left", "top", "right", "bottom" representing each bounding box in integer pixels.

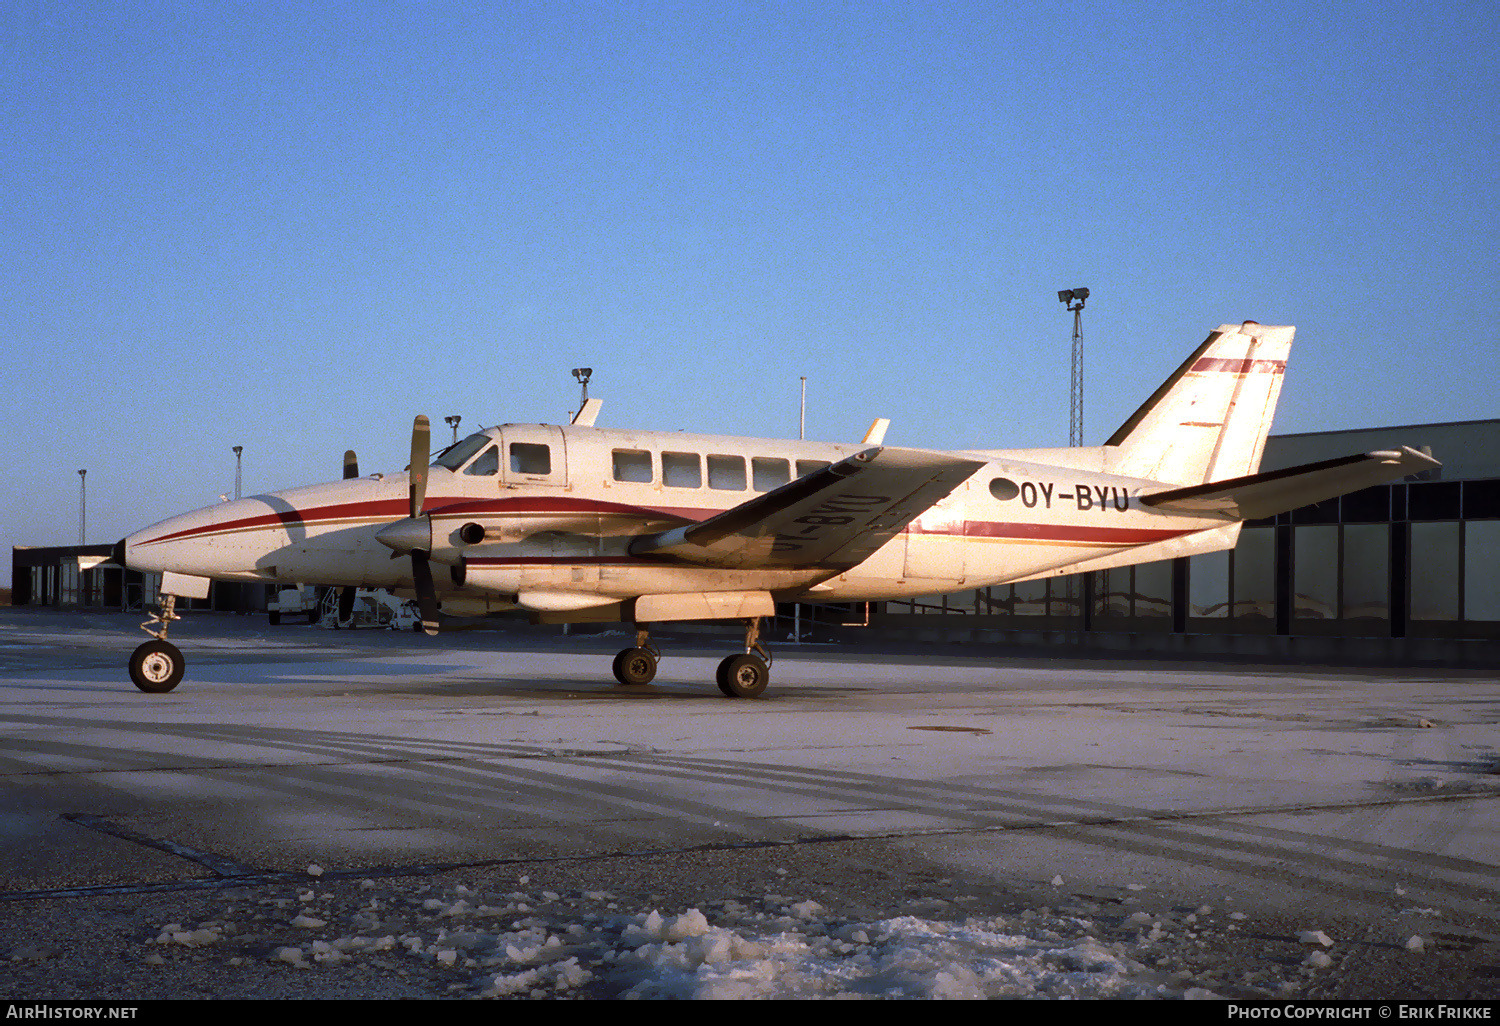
[
  {"left": 611, "top": 449, "right": 830, "bottom": 491},
  {"left": 440, "top": 435, "right": 833, "bottom": 491}
]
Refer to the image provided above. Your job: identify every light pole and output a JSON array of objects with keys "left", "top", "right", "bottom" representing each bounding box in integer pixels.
[
  {"left": 794, "top": 375, "right": 808, "bottom": 643},
  {"left": 1057, "top": 288, "right": 1089, "bottom": 447},
  {"left": 1057, "top": 288, "right": 1091, "bottom": 628},
  {"left": 799, "top": 376, "right": 806, "bottom": 440},
  {"left": 232, "top": 446, "right": 243, "bottom": 499},
  {"left": 77, "top": 469, "right": 86, "bottom": 544},
  {"left": 444, "top": 416, "right": 462, "bottom": 446}
]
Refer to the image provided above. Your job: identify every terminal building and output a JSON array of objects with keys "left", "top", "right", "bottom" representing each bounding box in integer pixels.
[{"left": 11, "top": 418, "right": 1499, "bottom": 666}]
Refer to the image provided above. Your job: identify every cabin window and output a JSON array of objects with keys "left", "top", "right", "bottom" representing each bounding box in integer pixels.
[
  {"left": 509, "top": 443, "right": 551, "bottom": 476},
  {"left": 796, "top": 459, "right": 831, "bottom": 478},
  {"left": 663, "top": 451, "right": 702, "bottom": 489},
  {"left": 707, "top": 455, "right": 746, "bottom": 491},
  {"left": 752, "top": 457, "right": 790, "bottom": 492},
  {"left": 612, "top": 449, "right": 652, "bottom": 483},
  {"left": 464, "top": 446, "right": 500, "bottom": 476},
  {"left": 989, "top": 477, "right": 1019, "bottom": 500}
]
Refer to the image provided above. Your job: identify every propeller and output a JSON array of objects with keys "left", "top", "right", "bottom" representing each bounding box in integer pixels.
[
  {"left": 337, "top": 451, "right": 360, "bottom": 621},
  {"left": 375, "top": 415, "right": 441, "bottom": 636},
  {"left": 407, "top": 416, "right": 441, "bottom": 635}
]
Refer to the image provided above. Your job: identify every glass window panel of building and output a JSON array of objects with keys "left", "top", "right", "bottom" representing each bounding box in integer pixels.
[
  {"left": 1050, "top": 577, "right": 1080, "bottom": 618},
  {"left": 1342, "top": 524, "right": 1389, "bottom": 620},
  {"left": 1190, "top": 550, "right": 1229, "bottom": 618},
  {"left": 1410, "top": 521, "right": 1460, "bottom": 621},
  {"left": 1464, "top": 520, "right": 1500, "bottom": 621},
  {"left": 1134, "top": 561, "right": 1172, "bottom": 618},
  {"left": 1231, "top": 528, "right": 1275, "bottom": 620},
  {"left": 1014, "top": 579, "right": 1047, "bottom": 616},
  {"left": 1293, "top": 525, "right": 1338, "bottom": 619}
]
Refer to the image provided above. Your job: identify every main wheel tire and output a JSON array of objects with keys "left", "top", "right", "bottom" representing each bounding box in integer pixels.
[
  {"left": 612, "top": 647, "right": 657, "bottom": 686},
  {"left": 715, "top": 654, "right": 769, "bottom": 698},
  {"left": 129, "top": 640, "right": 185, "bottom": 693},
  {"left": 268, "top": 611, "right": 281, "bottom": 625}
]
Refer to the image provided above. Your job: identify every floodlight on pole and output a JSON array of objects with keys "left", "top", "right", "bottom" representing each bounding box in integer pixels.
[
  {"left": 1057, "top": 287, "right": 1090, "bottom": 447},
  {"left": 444, "top": 416, "right": 462, "bottom": 445},
  {"left": 232, "top": 446, "right": 243, "bottom": 500},
  {"left": 571, "top": 367, "right": 592, "bottom": 409},
  {"left": 78, "top": 469, "right": 86, "bottom": 545}
]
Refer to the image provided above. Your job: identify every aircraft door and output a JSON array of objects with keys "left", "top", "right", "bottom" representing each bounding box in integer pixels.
[{"left": 498, "top": 426, "right": 568, "bottom": 489}]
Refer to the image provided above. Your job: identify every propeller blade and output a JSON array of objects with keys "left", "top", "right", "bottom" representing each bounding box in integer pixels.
[
  {"left": 409, "top": 415, "right": 430, "bottom": 519},
  {"left": 343, "top": 450, "right": 359, "bottom": 480},
  {"left": 411, "top": 551, "right": 441, "bottom": 636}
]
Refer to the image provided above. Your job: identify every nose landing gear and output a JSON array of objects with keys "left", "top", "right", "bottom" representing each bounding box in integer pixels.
[{"left": 130, "top": 595, "right": 185, "bottom": 693}]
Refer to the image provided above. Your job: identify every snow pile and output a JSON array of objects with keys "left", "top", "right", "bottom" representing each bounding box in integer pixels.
[
  {"left": 127, "top": 877, "right": 1377, "bottom": 999},
  {"left": 611, "top": 909, "right": 1157, "bottom": 999}
]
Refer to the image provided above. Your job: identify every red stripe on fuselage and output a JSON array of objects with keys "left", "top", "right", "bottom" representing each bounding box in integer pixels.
[
  {"left": 136, "top": 495, "right": 1197, "bottom": 552},
  {"left": 962, "top": 522, "right": 1192, "bottom": 545},
  {"left": 133, "top": 495, "right": 709, "bottom": 547}
]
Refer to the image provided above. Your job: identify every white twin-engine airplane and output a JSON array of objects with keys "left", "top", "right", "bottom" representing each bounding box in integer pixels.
[{"left": 120, "top": 322, "right": 1437, "bottom": 698}]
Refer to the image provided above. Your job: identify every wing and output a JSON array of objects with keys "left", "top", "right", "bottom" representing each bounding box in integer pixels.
[{"left": 628, "top": 447, "right": 986, "bottom": 570}]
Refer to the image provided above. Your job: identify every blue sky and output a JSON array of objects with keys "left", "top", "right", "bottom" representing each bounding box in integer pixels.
[{"left": 4, "top": 1, "right": 1497, "bottom": 581}]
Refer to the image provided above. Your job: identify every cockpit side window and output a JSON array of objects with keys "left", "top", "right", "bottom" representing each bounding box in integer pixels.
[
  {"left": 463, "top": 446, "right": 500, "bottom": 476},
  {"left": 432, "top": 433, "right": 491, "bottom": 471}
]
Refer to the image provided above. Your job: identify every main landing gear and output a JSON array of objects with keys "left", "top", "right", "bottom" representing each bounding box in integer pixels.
[
  {"left": 129, "top": 595, "right": 185, "bottom": 693},
  {"left": 611, "top": 618, "right": 772, "bottom": 698}
]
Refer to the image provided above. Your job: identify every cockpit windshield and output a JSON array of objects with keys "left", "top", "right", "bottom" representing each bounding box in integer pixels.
[{"left": 431, "top": 432, "right": 492, "bottom": 471}]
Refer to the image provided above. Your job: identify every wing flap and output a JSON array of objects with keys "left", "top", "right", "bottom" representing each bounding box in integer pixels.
[
  {"left": 1140, "top": 447, "right": 1440, "bottom": 521},
  {"left": 628, "top": 447, "right": 985, "bottom": 569}
]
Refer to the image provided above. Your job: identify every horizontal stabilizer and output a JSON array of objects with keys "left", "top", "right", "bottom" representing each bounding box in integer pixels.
[
  {"left": 1140, "top": 447, "right": 1440, "bottom": 521},
  {"left": 629, "top": 446, "right": 984, "bottom": 570}
]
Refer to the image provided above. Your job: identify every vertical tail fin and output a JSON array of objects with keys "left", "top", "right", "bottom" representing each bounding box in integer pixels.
[{"left": 1106, "top": 322, "right": 1293, "bottom": 486}]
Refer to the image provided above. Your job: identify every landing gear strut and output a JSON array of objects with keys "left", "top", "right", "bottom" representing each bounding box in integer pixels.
[
  {"left": 716, "top": 617, "right": 771, "bottom": 699},
  {"left": 611, "top": 627, "right": 659, "bottom": 686},
  {"left": 130, "top": 595, "right": 185, "bottom": 693}
]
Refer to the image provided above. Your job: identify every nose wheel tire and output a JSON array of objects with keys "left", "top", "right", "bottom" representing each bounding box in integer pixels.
[
  {"left": 129, "top": 640, "right": 185, "bottom": 693},
  {"left": 716, "top": 654, "right": 769, "bottom": 698},
  {"left": 612, "top": 647, "right": 658, "bottom": 686}
]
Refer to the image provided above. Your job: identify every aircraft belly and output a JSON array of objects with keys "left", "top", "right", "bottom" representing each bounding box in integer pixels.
[{"left": 461, "top": 561, "right": 819, "bottom": 600}]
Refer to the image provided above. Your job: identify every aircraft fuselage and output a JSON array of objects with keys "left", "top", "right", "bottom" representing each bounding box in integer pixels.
[{"left": 125, "top": 423, "right": 1226, "bottom": 614}]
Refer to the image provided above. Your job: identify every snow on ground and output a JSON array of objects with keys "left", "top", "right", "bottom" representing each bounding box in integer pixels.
[
  {"left": 1, "top": 613, "right": 1492, "bottom": 999},
  {"left": 134, "top": 876, "right": 1228, "bottom": 1000}
]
